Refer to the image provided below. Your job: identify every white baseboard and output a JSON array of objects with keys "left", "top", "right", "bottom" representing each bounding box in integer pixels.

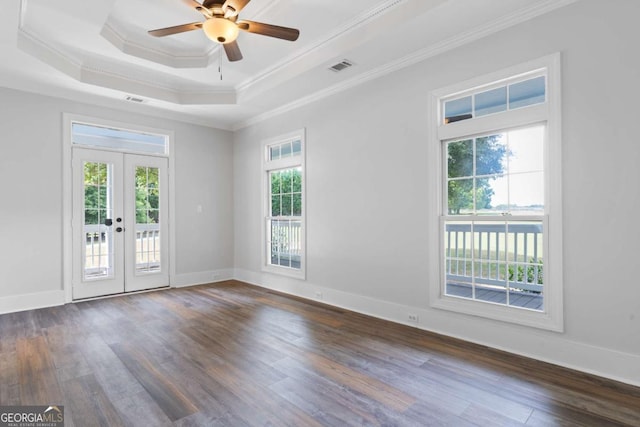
[
  {"left": 0, "top": 290, "right": 65, "bottom": 315},
  {"left": 171, "top": 268, "right": 235, "bottom": 288},
  {"left": 234, "top": 268, "right": 640, "bottom": 388}
]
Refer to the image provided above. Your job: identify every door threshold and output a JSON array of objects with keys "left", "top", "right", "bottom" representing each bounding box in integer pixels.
[{"left": 72, "top": 286, "right": 171, "bottom": 303}]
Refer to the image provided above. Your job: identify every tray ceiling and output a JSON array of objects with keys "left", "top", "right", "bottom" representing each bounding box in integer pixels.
[{"left": 0, "top": 0, "right": 577, "bottom": 130}]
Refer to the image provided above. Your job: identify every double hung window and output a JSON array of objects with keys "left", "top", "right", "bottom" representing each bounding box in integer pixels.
[
  {"left": 429, "top": 55, "right": 563, "bottom": 331},
  {"left": 263, "top": 130, "right": 306, "bottom": 278}
]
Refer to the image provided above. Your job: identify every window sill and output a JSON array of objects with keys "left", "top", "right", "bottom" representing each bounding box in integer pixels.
[
  {"left": 262, "top": 264, "right": 306, "bottom": 281},
  {"left": 430, "top": 292, "right": 563, "bottom": 332}
]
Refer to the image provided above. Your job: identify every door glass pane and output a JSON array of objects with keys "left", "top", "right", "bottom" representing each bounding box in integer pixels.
[
  {"left": 83, "top": 161, "right": 114, "bottom": 280},
  {"left": 135, "top": 166, "right": 161, "bottom": 274}
]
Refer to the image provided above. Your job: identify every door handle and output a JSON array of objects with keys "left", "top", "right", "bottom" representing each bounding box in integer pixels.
[{"left": 116, "top": 227, "right": 125, "bottom": 232}]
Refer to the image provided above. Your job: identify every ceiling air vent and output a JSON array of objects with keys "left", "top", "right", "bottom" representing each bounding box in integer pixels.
[
  {"left": 329, "top": 59, "right": 354, "bottom": 73},
  {"left": 125, "top": 95, "right": 146, "bottom": 104}
]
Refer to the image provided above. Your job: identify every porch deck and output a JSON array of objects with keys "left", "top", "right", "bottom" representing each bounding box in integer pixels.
[{"left": 446, "top": 282, "right": 543, "bottom": 310}]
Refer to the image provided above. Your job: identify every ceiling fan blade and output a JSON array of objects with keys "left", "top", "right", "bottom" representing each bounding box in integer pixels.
[
  {"left": 148, "top": 22, "right": 203, "bottom": 37},
  {"left": 181, "top": 0, "right": 204, "bottom": 10},
  {"left": 236, "top": 20, "right": 299, "bottom": 41},
  {"left": 181, "top": 0, "right": 213, "bottom": 18},
  {"left": 219, "top": 0, "right": 251, "bottom": 16},
  {"left": 223, "top": 40, "right": 243, "bottom": 62}
]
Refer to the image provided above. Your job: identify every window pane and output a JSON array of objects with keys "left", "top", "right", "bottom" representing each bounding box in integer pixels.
[
  {"left": 281, "top": 142, "right": 292, "bottom": 158},
  {"left": 281, "top": 194, "right": 292, "bottom": 216},
  {"left": 476, "top": 177, "right": 508, "bottom": 214},
  {"left": 509, "top": 76, "right": 545, "bottom": 109},
  {"left": 271, "top": 172, "right": 281, "bottom": 195},
  {"left": 475, "top": 134, "right": 507, "bottom": 176},
  {"left": 509, "top": 172, "right": 544, "bottom": 214},
  {"left": 448, "top": 179, "right": 474, "bottom": 214},
  {"left": 505, "top": 221, "right": 544, "bottom": 310},
  {"left": 135, "top": 167, "right": 160, "bottom": 224},
  {"left": 82, "top": 161, "right": 114, "bottom": 280},
  {"left": 270, "top": 146, "right": 281, "bottom": 161},
  {"left": 481, "top": 175, "right": 508, "bottom": 214},
  {"left": 508, "top": 126, "right": 544, "bottom": 174},
  {"left": 444, "top": 221, "right": 473, "bottom": 297},
  {"left": 148, "top": 188, "right": 159, "bottom": 210},
  {"left": 292, "top": 140, "right": 302, "bottom": 155},
  {"left": 148, "top": 209, "right": 160, "bottom": 223},
  {"left": 473, "top": 221, "right": 506, "bottom": 260},
  {"left": 271, "top": 196, "right": 281, "bottom": 216},
  {"left": 475, "top": 86, "right": 507, "bottom": 117},
  {"left": 444, "top": 96, "right": 472, "bottom": 124},
  {"left": 292, "top": 168, "right": 302, "bottom": 192},
  {"left": 72, "top": 123, "right": 167, "bottom": 155},
  {"left": 134, "top": 166, "right": 162, "bottom": 274},
  {"left": 447, "top": 140, "right": 473, "bottom": 178},
  {"left": 292, "top": 194, "right": 302, "bottom": 216},
  {"left": 281, "top": 171, "right": 292, "bottom": 193}
]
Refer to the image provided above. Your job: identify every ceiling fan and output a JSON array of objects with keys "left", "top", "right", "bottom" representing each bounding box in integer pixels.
[{"left": 148, "top": 0, "right": 300, "bottom": 62}]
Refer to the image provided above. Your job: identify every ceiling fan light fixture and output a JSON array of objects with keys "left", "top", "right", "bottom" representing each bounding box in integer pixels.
[{"left": 203, "top": 17, "right": 239, "bottom": 44}]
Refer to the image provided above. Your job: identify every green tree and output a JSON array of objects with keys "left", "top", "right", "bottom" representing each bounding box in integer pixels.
[
  {"left": 447, "top": 135, "right": 507, "bottom": 214},
  {"left": 84, "top": 162, "right": 108, "bottom": 225},
  {"left": 83, "top": 164, "right": 160, "bottom": 225},
  {"left": 136, "top": 167, "right": 159, "bottom": 224},
  {"left": 270, "top": 168, "right": 302, "bottom": 217}
]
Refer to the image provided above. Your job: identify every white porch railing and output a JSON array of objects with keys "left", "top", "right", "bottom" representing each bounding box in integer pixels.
[
  {"left": 268, "top": 219, "right": 302, "bottom": 268},
  {"left": 135, "top": 223, "right": 161, "bottom": 272},
  {"left": 445, "top": 222, "right": 543, "bottom": 293},
  {"left": 84, "top": 223, "right": 161, "bottom": 276}
]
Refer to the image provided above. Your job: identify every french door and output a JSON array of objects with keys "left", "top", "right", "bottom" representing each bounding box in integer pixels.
[{"left": 72, "top": 148, "right": 169, "bottom": 299}]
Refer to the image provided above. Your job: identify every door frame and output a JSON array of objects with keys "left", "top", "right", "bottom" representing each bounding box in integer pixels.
[{"left": 62, "top": 113, "right": 176, "bottom": 302}]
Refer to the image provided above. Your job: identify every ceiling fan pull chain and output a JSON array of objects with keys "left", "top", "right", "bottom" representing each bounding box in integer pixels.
[{"left": 219, "top": 46, "right": 223, "bottom": 81}]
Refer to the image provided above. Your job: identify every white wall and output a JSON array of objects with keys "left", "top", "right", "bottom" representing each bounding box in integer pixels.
[
  {"left": 233, "top": 0, "right": 640, "bottom": 386},
  {"left": 0, "top": 87, "right": 234, "bottom": 310}
]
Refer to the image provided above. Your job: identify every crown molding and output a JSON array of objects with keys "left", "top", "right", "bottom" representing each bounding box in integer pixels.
[
  {"left": 235, "top": 0, "right": 407, "bottom": 95},
  {"left": 233, "top": 0, "right": 579, "bottom": 130},
  {"left": 17, "top": 25, "right": 237, "bottom": 105},
  {"left": 101, "top": 18, "right": 217, "bottom": 69}
]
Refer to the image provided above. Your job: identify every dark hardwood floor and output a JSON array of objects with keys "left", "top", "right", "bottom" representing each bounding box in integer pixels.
[{"left": 1, "top": 280, "right": 639, "bottom": 426}]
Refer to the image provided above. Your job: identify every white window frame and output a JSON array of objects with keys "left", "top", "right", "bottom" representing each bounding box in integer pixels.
[
  {"left": 261, "top": 129, "right": 306, "bottom": 279},
  {"left": 427, "top": 54, "right": 563, "bottom": 332}
]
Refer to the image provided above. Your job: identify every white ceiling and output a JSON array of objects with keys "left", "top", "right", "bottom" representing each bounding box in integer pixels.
[{"left": 0, "top": 0, "right": 576, "bottom": 130}]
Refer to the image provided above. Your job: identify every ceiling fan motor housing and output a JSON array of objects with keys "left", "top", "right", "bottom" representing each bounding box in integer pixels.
[{"left": 203, "top": 17, "right": 239, "bottom": 44}]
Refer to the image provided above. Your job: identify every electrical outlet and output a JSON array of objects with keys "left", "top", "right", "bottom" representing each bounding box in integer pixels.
[
  {"left": 315, "top": 291, "right": 323, "bottom": 300},
  {"left": 408, "top": 313, "right": 419, "bottom": 323}
]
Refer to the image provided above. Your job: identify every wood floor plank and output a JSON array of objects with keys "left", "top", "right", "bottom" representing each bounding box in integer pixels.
[
  {"left": 460, "top": 402, "right": 527, "bottom": 426},
  {"left": 111, "top": 390, "right": 174, "bottom": 427},
  {"left": 0, "top": 349, "right": 20, "bottom": 406},
  {"left": 110, "top": 342, "right": 199, "bottom": 422},
  {"left": 525, "top": 407, "right": 625, "bottom": 427},
  {"left": 270, "top": 358, "right": 423, "bottom": 426},
  {"left": 61, "top": 374, "right": 126, "bottom": 427},
  {"left": 16, "top": 336, "right": 63, "bottom": 405},
  {"left": 1, "top": 280, "right": 639, "bottom": 426}
]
